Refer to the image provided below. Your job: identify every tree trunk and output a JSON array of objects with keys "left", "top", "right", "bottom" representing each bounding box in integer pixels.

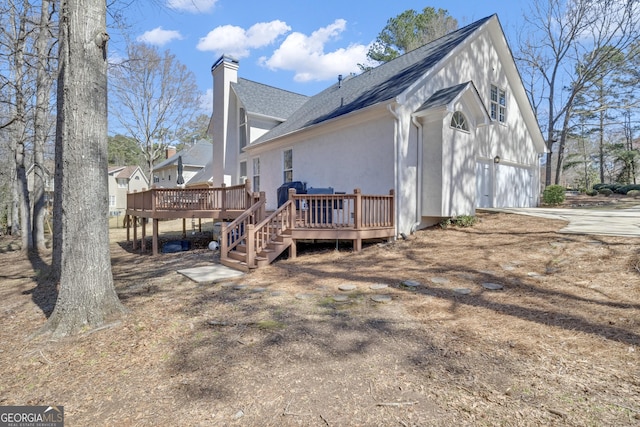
[
  {"left": 32, "top": 0, "right": 52, "bottom": 252},
  {"left": 44, "top": 0, "right": 125, "bottom": 336}
]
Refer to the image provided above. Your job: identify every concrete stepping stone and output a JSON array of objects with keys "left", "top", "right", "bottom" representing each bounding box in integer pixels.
[
  {"left": 338, "top": 284, "right": 357, "bottom": 291},
  {"left": 500, "top": 264, "right": 515, "bottom": 271},
  {"left": 233, "top": 284, "right": 248, "bottom": 290},
  {"left": 295, "top": 293, "right": 314, "bottom": 300},
  {"left": 270, "top": 291, "right": 286, "bottom": 297},
  {"left": 482, "top": 282, "right": 504, "bottom": 290},
  {"left": 250, "top": 287, "right": 267, "bottom": 293},
  {"left": 332, "top": 295, "right": 349, "bottom": 302},
  {"left": 371, "top": 294, "right": 392, "bottom": 303},
  {"left": 453, "top": 288, "right": 471, "bottom": 295},
  {"left": 430, "top": 277, "right": 449, "bottom": 284},
  {"left": 401, "top": 280, "right": 421, "bottom": 288},
  {"left": 370, "top": 283, "right": 388, "bottom": 290}
]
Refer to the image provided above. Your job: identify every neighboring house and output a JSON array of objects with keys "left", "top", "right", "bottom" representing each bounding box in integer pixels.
[
  {"left": 153, "top": 140, "right": 212, "bottom": 188},
  {"left": 108, "top": 165, "right": 149, "bottom": 217},
  {"left": 209, "top": 15, "right": 546, "bottom": 235}
]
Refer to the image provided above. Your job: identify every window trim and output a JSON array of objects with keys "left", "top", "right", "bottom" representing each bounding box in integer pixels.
[{"left": 490, "top": 84, "right": 507, "bottom": 124}]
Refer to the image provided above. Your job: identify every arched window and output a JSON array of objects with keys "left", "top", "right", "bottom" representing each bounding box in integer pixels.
[{"left": 451, "top": 111, "right": 469, "bottom": 131}]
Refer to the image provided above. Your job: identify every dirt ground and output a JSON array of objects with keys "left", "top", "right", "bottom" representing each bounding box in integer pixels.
[{"left": 1, "top": 195, "right": 639, "bottom": 426}]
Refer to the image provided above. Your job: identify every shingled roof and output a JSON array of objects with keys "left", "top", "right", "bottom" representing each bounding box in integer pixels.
[
  {"left": 232, "top": 78, "right": 309, "bottom": 121},
  {"left": 154, "top": 140, "right": 212, "bottom": 169},
  {"left": 253, "top": 15, "right": 493, "bottom": 145}
]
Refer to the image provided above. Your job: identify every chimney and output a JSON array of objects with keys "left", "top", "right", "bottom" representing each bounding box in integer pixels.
[
  {"left": 166, "top": 146, "right": 176, "bottom": 159},
  {"left": 338, "top": 74, "right": 343, "bottom": 88}
]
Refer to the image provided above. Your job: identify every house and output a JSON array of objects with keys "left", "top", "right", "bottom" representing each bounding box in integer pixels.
[
  {"left": 153, "top": 140, "right": 212, "bottom": 188},
  {"left": 108, "top": 165, "right": 149, "bottom": 217},
  {"left": 207, "top": 14, "right": 546, "bottom": 237}
]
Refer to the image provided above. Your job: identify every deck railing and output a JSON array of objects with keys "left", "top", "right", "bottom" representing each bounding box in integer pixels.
[
  {"left": 290, "top": 188, "right": 394, "bottom": 229},
  {"left": 127, "top": 182, "right": 255, "bottom": 213}
]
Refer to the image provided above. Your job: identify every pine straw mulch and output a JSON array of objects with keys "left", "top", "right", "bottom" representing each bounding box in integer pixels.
[{"left": 0, "top": 206, "right": 639, "bottom": 426}]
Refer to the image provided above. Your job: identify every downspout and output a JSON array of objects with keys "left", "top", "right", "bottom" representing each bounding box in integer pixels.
[
  {"left": 387, "top": 103, "right": 400, "bottom": 238},
  {"left": 411, "top": 115, "right": 423, "bottom": 233}
]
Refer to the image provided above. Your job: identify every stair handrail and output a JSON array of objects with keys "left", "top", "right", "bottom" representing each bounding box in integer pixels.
[
  {"left": 251, "top": 199, "right": 295, "bottom": 257},
  {"left": 220, "top": 197, "right": 266, "bottom": 265}
]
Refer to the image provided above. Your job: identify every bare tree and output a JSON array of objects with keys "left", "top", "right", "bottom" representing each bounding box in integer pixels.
[
  {"left": 516, "top": 0, "right": 639, "bottom": 186},
  {"left": 32, "top": 0, "right": 56, "bottom": 251},
  {"left": 109, "top": 42, "right": 200, "bottom": 180},
  {"left": 44, "top": 0, "right": 125, "bottom": 336}
]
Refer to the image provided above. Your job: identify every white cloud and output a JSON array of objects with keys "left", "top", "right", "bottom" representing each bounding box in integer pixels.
[
  {"left": 167, "top": 0, "right": 217, "bottom": 13},
  {"left": 196, "top": 21, "right": 291, "bottom": 58},
  {"left": 199, "top": 88, "right": 213, "bottom": 113},
  {"left": 137, "top": 27, "right": 183, "bottom": 46},
  {"left": 259, "top": 19, "right": 371, "bottom": 82}
]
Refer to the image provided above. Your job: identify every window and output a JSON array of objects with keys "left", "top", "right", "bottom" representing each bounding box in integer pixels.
[
  {"left": 239, "top": 107, "right": 247, "bottom": 152},
  {"left": 109, "top": 195, "right": 116, "bottom": 207},
  {"left": 283, "top": 149, "right": 293, "bottom": 183},
  {"left": 117, "top": 178, "right": 127, "bottom": 188},
  {"left": 490, "top": 85, "right": 506, "bottom": 123},
  {"left": 450, "top": 111, "right": 469, "bottom": 131},
  {"left": 252, "top": 158, "right": 260, "bottom": 192},
  {"left": 239, "top": 161, "right": 247, "bottom": 184}
]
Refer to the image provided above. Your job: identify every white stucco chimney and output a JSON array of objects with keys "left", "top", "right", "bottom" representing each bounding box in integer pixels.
[{"left": 211, "top": 55, "right": 239, "bottom": 187}]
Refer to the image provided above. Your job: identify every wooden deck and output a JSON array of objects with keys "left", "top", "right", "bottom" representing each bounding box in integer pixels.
[
  {"left": 125, "top": 182, "right": 260, "bottom": 255},
  {"left": 125, "top": 183, "right": 396, "bottom": 270}
]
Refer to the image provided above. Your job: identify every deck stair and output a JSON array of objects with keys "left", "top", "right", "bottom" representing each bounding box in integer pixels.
[{"left": 220, "top": 199, "right": 296, "bottom": 271}]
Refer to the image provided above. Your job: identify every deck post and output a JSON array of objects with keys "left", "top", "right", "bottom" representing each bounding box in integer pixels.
[
  {"left": 153, "top": 219, "right": 159, "bottom": 255},
  {"left": 246, "top": 223, "right": 255, "bottom": 268},
  {"left": 288, "top": 188, "right": 297, "bottom": 227},
  {"left": 141, "top": 218, "right": 147, "bottom": 252},
  {"left": 244, "top": 179, "right": 252, "bottom": 207},
  {"left": 289, "top": 239, "right": 297, "bottom": 259},
  {"left": 220, "top": 183, "right": 227, "bottom": 216},
  {"left": 354, "top": 188, "right": 362, "bottom": 252},
  {"left": 125, "top": 215, "right": 130, "bottom": 242},
  {"left": 132, "top": 216, "right": 138, "bottom": 250},
  {"left": 182, "top": 218, "right": 186, "bottom": 238},
  {"left": 221, "top": 222, "right": 228, "bottom": 261}
]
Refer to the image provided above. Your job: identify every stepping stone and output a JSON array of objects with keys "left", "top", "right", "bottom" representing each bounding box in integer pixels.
[
  {"left": 401, "top": 280, "right": 421, "bottom": 288},
  {"left": 233, "top": 284, "right": 247, "bottom": 290},
  {"left": 500, "top": 264, "right": 515, "bottom": 271},
  {"left": 371, "top": 294, "right": 392, "bottom": 303},
  {"left": 430, "top": 277, "right": 449, "bottom": 284},
  {"left": 270, "top": 291, "right": 286, "bottom": 297},
  {"left": 338, "top": 284, "right": 357, "bottom": 291},
  {"left": 370, "top": 283, "right": 388, "bottom": 290},
  {"left": 250, "top": 287, "right": 267, "bottom": 293},
  {"left": 453, "top": 288, "right": 471, "bottom": 295},
  {"left": 482, "top": 282, "right": 504, "bottom": 290},
  {"left": 295, "top": 293, "right": 314, "bottom": 300},
  {"left": 332, "top": 295, "right": 349, "bottom": 302}
]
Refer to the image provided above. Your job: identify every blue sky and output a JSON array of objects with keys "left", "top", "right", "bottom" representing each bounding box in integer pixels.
[{"left": 110, "top": 1, "right": 529, "bottom": 113}]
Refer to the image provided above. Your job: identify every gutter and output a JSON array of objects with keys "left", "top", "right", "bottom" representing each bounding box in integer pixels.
[{"left": 411, "top": 115, "right": 423, "bottom": 233}]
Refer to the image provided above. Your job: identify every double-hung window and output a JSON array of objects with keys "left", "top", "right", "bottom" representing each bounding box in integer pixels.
[
  {"left": 252, "top": 158, "right": 260, "bottom": 192},
  {"left": 490, "top": 85, "right": 506, "bottom": 123},
  {"left": 283, "top": 149, "right": 293, "bottom": 183},
  {"left": 239, "top": 107, "right": 248, "bottom": 152}
]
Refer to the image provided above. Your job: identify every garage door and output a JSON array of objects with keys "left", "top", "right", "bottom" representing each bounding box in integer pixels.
[{"left": 495, "top": 164, "right": 534, "bottom": 208}]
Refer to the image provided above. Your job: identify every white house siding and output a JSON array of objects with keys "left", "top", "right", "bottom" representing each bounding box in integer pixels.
[
  {"left": 407, "top": 25, "right": 541, "bottom": 210},
  {"left": 249, "top": 109, "right": 396, "bottom": 212}
]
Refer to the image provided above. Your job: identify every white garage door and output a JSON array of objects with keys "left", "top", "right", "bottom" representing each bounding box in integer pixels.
[{"left": 495, "top": 164, "right": 534, "bottom": 208}]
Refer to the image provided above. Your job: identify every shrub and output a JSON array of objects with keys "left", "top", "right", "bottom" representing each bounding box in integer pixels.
[
  {"left": 586, "top": 189, "right": 598, "bottom": 196},
  {"left": 542, "top": 185, "right": 565, "bottom": 205},
  {"left": 598, "top": 188, "right": 613, "bottom": 196},
  {"left": 452, "top": 215, "right": 478, "bottom": 227},
  {"left": 617, "top": 184, "right": 640, "bottom": 195},
  {"left": 627, "top": 189, "right": 640, "bottom": 198}
]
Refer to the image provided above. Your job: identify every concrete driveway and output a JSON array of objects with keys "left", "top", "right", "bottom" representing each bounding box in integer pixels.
[{"left": 484, "top": 205, "right": 640, "bottom": 238}]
